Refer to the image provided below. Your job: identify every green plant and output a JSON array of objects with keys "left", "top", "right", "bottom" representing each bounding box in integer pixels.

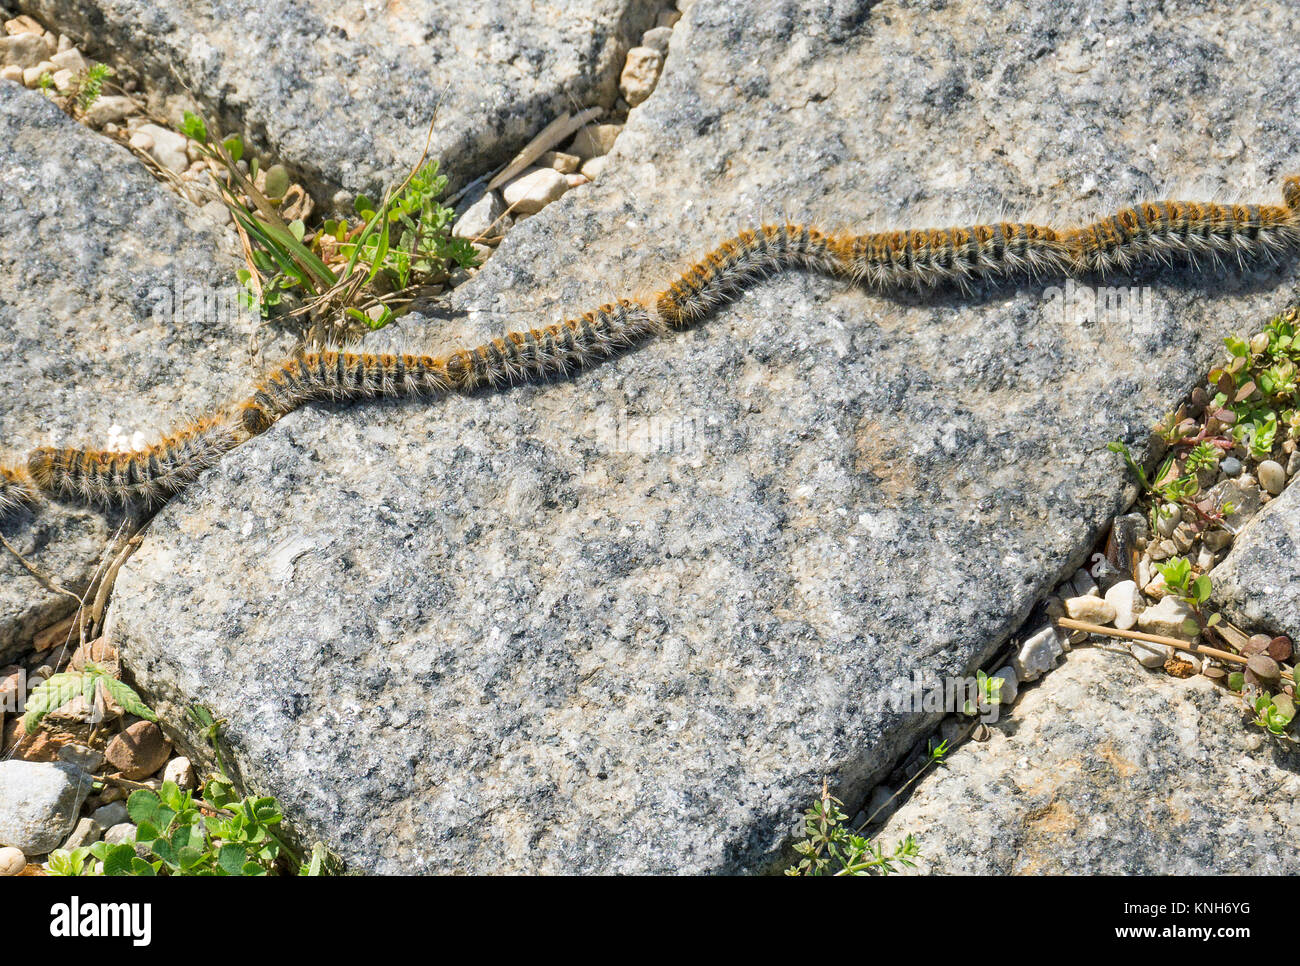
[
  {"left": 962, "top": 670, "right": 1002, "bottom": 715},
  {"left": 786, "top": 785, "right": 920, "bottom": 876},
  {"left": 1155, "top": 556, "right": 1221, "bottom": 637},
  {"left": 787, "top": 739, "right": 949, "bottom": 876},
  {"left": 23, "top": 661, "right": 155, "bottom": 734},
  {"left": 75, "top": 63, "right": 112, "bottom": 112},
  {"left": 1251, "top": 694, "right": 1293, "bottom": 737},
  {"left": 180, "top": 109, "right": 473, "bottom": 336}
]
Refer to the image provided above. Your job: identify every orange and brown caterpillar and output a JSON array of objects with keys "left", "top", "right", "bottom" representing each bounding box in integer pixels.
[
  {"left": 24, "top": 416, "right": 242, "bottom": 507},
  {"left": 4, "top": 176, "right": 1300, "bottom": 518}
]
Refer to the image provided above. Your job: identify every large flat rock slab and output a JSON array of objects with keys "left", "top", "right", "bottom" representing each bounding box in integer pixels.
[
  {"left": 1212, "top": 480, "right": 1300, "bottom": 639},
  {"left": 874, "top": 647, "right": 1300, "bottom": 874},
  {"left": 0, "top": 80, "right": 264, "bottom": 661},
  {"left": 107, "top": 0, "right": 1300, "bottom": 873},
  {"left": 17, "top": 0, "right": 662, "bottom": 199}
]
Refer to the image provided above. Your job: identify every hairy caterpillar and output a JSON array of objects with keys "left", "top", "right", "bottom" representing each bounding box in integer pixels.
[
  {"left": 4, "top": 176, "right": 1300, "bottom": 519},
  {"left": 25, "top": 416, "right": 242, "bottom": 507}
]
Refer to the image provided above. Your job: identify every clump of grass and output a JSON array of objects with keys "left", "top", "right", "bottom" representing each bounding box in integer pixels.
[{"left": 180, "top": 110, "right": 476, "bottom": 343}]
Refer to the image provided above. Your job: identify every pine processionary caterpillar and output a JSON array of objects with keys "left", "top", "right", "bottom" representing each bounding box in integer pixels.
[
  {"left": 25, "top": 416, "right": 242, "bottom": 507},
  {"left": 5, "top": 176, "right": 1300, "bottom": 518}
]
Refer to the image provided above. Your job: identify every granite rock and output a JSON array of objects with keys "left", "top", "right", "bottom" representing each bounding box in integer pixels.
[
  {"left": 0, "top": 81, "right": 271, "bottom": 662},
  {"left": 16, "top": 0, "right": 661, "bottom": 202},
  {"left": 0, "top": 759, "right": 93, "bottom": 855},
  {"left": 875, "top": 648, "right": 1300, "bottom": 874},
  {"left": 108, "top": 0, "right": 1300, "bottom": 873},
  {"left": 1212, "top": 480, "right": 1300, "bottom": 639}
]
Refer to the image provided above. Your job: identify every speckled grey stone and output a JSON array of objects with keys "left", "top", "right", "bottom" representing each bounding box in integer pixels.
[
  {"left": 16, "top": 0, "right": 661, "bottom": 202},
  {"left": 1212, "top": 478, "right": 1300, "bottom": 639},
  {"left": 0, "top": 760, "right": 94, "bottom": 855},
  {"left": 0, "top": 81, "right": 272, "bottom": 662},
  {"left": 107, "top": 0, "right": 1300, "bottom": 873},
  {"left": 874, "top": 648, "right": 1300, "bottom": 874}
]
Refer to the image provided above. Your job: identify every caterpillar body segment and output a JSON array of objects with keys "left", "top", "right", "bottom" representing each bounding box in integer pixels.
[
  {"left": 25, "top": 415, "right": 241, "bottom": 507},
  {"left": 0, "top": 464, "right": 39, "bottom": 513},
  {"left": 655, "top": 223, "right": 842, "bottom": 326}
]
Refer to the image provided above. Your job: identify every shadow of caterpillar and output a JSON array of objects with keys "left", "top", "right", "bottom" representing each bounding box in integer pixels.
[{"left": 4, "top": 177, "right": 1300, "bottom": 515}]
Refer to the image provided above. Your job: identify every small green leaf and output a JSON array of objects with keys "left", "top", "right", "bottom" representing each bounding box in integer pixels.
[
  {"left": 23, "top": 673, "right": 87, "bottom": 733},
  {"left": 100, "top": 676, "right": 157, "bottom": 721},
  {"left": 218, "top": 843, "right": 249, "bottom": 876},
  {"left": 222, "top": 134, "right": 243, "bottom": 162},
  {"left": 1181, "top": 618, "right": 1201, "bottom": 636},
  {"left": 263, "top": 163, "right": 290, "bottom": 199},
  {"left": 181, "top": 111, "right": 207, "bottom": 143},
  {"left": 127, "top": 789, "right": 162, "bottom": 826}
]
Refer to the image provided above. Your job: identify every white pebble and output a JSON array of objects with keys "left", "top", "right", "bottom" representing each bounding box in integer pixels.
[
  {"left": 619, "top": 46, "right": 664, "bottom": 107},
  {"left": 163, "top": 756, "right": 195, "bottom": 790},
  {"left": 0, "top": 845, "right": 25, "bottom": 875},
  {"left": 1131, "top": 640, "right": 1171, "bottom": 668},
  {"left": 1063, "top": 595, "right": 1115, "bottom": 624},
  {"left": 103, "top": 822, "right": 136, "bottom": 846},
  {"left": 1136, "top": 595, "right": 1197, "bottom": 639},
  {"left": 1258, "top": 460, "right": 1286, "bottom": 496},
  {"left": 580, "top": 155, "right": 608, "bottom": 181},
  {"left": 48, "top": 47, "right": 86, "bottom": 73},
  {"left": 1104, "top": 580, "right": 1141, "bottom": 631},
  {"left": 991, "top": 666, "right": 1019, "bottom": 705},
  {"left": 136, "top": 122, "right": 189, "bottom": 174},
  {"left": 1013, "top": 625, "right": 1064, "bottom": 682},
  {"left": 0, "top": 64, "right": 21, "bottom": 83},
  {"left": 1155, "top": 504, "right": 1181, "bottom": 537},
  {"left": 501, "top": 167, "right": 568, "bottom": 215}
]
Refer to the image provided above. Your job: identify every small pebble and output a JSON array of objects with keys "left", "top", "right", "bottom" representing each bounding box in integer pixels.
[
  {"left": 1288, "top": 450, "right": 1300, "bottom": 478},
  {"left": 1269, "top": 636, "right": 1293, "bottom": 663},
  {"left": 1243, "top": 634, "right": 1271, "bottom": 656},
  {"left": 1131, "top": 640, "right": 1171, "bottom": 668},
  {"left": 57, "top": 744, "right": 104, "bottom": 774},
  {"left": 0, "top": 845, "right": 25, "bottom": 876},
  {"left": 567, "top": 123, "right": 621, "bottom": 160},
  {"left": 1166, "top": 650, "right": 1201, "bottom": 678},
  {"left": 0, "top": 64, "right": 21, "bottom": 83},
  {"left": 640, "top": 25, "right": 673, "bottom": 53},
  {"left": 90, "top": 800, "right": 130, "bottom": 830},
  {"left": 59, "top": 816, "right": 101, "bottom": 850},
  {"left": 104, "top": 721, "right": 172, "bottom": 781},
  {"left": 580, "top": 155, "right": 608, "bottom": 180},
  {"left": 47, "top": 47, "right": 85, "bottom": 73},
  {"left": 1070, "top": 567, "right": 1099, "bottom": 597},
  {"left": 1155, "top": 504, "right": 1181, "bottom": 537},
  {"left": 104, "top": 822, "right": 136, "bottom": 846},
  {"left": 538, "top": 150, "right": 580, "bottom": 174},
  {"left": 1258, "top": 460, "right": 1286, "bottom": 495},
  {"left": 162, "top": 756, "right": 195, "bottom": 790},
  {"left": 991, "top": 666, "right": 1019, "bottom": 705},
  {"left": 1013, "top": 625, "right": 1064, "bottom": 682},
  {"left": 501, "top": 167, "right": 568, "bottom": 215},
  {"left": 1202, "top": 665, "right": 1228, "bottom": 686},
  {"left": 1221, "top": 456, "right": 1242, "bottom": 477},
  {"left": 1064, "top": 595, "right": 1115, "bottom": 624},
  {"left": 1136, "top": 595, "right": 1196, "bottom": 639},
  {"left": 452, "top": 190, "right": 507, "bottom": 241},
  {"left": 620, "top": 46, "right": 664, "bottom": 107},
  {"left": 1104, "top": 580, "right": 1141, "bottom": 631}
]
